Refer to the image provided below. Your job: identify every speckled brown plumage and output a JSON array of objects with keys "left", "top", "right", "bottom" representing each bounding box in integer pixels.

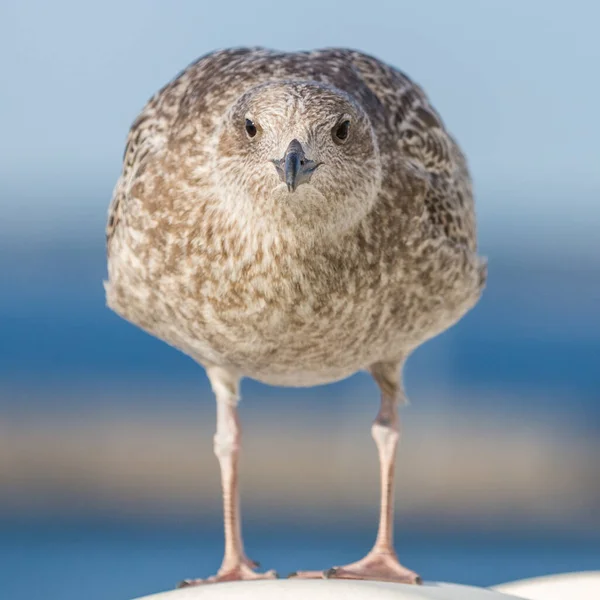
[{"left": 105, "top": 47, "right": 486, "bottom": 585}]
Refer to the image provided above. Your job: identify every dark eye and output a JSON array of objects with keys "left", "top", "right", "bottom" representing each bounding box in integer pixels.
[
  {"left": 245, "top": 118, "right": 257, "bottom": 138},
  {"left": 333, "top": 120, "right": 350, "bottom": 143}
]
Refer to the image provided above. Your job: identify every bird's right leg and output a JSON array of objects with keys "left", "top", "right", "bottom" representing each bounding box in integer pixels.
[{"left": 178, "top": 366, "right": 277, "bottom": 586}]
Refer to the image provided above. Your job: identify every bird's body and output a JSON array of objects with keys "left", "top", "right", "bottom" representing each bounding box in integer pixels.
[
  {"left": 106, "top": 47, "right": 485, "bottom": 387},
  {"left": 105, "top": 47, "right": 486, "bottom": 585}
]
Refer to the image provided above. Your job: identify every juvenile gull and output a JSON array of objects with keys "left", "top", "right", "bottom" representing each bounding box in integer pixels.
[{"left": 105, "top": 47, "right": 487, "bottom": 585}]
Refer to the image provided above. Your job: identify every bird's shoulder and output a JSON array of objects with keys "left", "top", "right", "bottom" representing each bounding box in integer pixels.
[{"left": 105, "top": 69, "right": 187, "bottom": 250}]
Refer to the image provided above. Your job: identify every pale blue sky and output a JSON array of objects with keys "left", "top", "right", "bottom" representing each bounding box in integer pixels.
[{"left": 1, "top": 0, "right": 599, "bottom": 258}]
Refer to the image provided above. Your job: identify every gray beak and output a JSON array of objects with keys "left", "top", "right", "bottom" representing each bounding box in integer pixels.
[{"left": 272, "top": 139, "right": 320, "bottom": 193}]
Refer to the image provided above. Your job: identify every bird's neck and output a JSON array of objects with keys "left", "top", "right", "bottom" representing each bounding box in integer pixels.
[{"left": 210, "top": 195, "right": 354, "bottom": 260}]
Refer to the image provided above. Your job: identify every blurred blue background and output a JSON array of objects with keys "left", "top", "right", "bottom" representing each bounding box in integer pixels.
[{"left": 1, "top": 1, "right": 599, "bottom": 599}]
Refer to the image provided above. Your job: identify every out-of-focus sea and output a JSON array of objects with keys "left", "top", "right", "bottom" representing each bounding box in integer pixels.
[{"left": 2, "top": 243, "right": 598, "bottom": 418}]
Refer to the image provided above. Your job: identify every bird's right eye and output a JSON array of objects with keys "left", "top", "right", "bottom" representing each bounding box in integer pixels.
[{"left": 245, "top": 119, "right": 257, "bottom": 138}]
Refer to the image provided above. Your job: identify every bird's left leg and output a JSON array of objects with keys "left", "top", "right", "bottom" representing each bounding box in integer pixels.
[
  {"left": 291, "top": 361, "right": 421, "bottom": 584},
  {"left": 178, "top": 366, "right": 277, "bottom": 586}
]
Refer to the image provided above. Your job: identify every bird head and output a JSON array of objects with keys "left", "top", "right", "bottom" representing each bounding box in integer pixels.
[{"left": 215, "top": 81, "right": 382, "bottom": 241}]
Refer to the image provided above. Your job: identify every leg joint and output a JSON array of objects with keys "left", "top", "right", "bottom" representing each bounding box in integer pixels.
[
  {"left": 213, "top": 431, "right": 240, "bottom": 459},
  {"left": 371, "top": 420, "right": 400, "bottom": 447}
]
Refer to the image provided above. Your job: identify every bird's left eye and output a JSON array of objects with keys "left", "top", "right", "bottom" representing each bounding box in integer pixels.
[
  {"left": 333, "top": 120, "right": 350, "bottom": 143},
  {"left": 245, "top": 119, "right": 257, "bottom": 138}
]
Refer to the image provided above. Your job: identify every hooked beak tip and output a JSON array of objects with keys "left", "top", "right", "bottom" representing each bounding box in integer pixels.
[{"left": 273, "top": 139, "right": 318, "bottom": 193}]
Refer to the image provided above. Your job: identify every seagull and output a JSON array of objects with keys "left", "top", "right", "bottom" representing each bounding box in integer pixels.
[{"left": 105, "top": 47, "right": 486, "bottom": 585}]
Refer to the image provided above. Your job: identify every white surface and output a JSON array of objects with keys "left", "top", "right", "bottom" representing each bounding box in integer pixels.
[
  {"left": 493, "top": 571, "right": 600, "bottom": 600},
  {"left": 134, "top": 580, "right": 518, "bottom": 600}
]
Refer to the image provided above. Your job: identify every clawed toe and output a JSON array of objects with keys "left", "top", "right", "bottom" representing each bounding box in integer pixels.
[
  {"left": 290, "top": 551, "right": 421, "bottom": 584},
  {"left": 177, "top": 563, "right": 278, "bottom": 587}
]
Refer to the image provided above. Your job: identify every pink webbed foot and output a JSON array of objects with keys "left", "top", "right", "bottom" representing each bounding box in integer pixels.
[
  {"left": 178, "top": 561, "right": 278, "bottom": 587},
  {"left": 290, "top": 550, "right": 421, "bottom": 584}
]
